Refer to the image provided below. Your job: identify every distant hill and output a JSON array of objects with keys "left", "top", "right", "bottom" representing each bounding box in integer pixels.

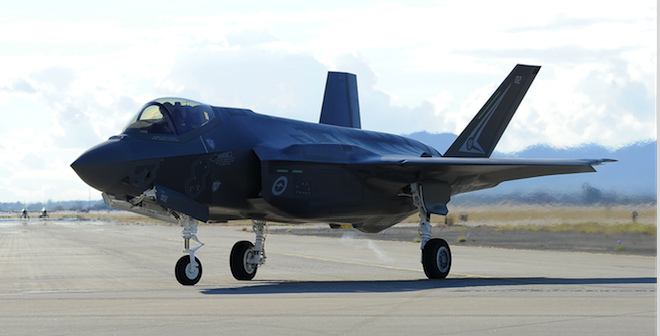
[{"left": 405, "top": 131, "right": 657, "bottom": 204}]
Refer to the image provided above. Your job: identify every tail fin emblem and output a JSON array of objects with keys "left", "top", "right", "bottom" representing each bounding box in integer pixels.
[
  {"left": 458, "top": 84, "right": 512, "bottom": 154},
  {"left": 443, "top": 64, "right": 541, "bottom": 158}
]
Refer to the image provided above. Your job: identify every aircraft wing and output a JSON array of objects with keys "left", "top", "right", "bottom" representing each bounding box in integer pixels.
[
  {"left": 361, "top": 156, "right": 616, "bottom": 195},
  {"left": 254, "top": 144, "right": 615, "bottom": 196}
]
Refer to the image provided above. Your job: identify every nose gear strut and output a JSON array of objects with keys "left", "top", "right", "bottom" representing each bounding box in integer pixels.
[{"left": 175, "top": 213, "right": 204, "bottom": 285}]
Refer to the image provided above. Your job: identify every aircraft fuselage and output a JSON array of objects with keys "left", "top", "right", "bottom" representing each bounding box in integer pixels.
[{"left": 74, "top": 106, "right": 439, "bottom": 232}]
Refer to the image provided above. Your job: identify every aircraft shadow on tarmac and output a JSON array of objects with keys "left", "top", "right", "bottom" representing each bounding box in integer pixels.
[{"left": 200, "top": 277, "right": 656, "bottom": 295}]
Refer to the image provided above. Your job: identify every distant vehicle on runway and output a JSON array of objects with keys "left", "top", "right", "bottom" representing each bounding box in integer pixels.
[{"left": 72, "top": 64, "right": 615, "bottom": 285}]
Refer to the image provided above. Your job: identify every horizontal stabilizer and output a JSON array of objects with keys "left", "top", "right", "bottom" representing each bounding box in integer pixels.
[
  {"left": 444, "top": 64, "right": 541, "bottom": 158},
  {"left": 319, "top": 72, "right": 361, "bottom": 129}
]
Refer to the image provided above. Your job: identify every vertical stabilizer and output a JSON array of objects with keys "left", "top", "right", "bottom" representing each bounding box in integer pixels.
[
  {"left": 444, "top": 64, "right": 541, "bottom": 158},
  {"left": 319, "top": 72, "right": 361, "bottom": 129}
]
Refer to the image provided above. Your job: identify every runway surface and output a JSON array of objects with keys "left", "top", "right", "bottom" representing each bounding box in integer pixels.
[{"left": 0, "top": 222, "right": 656, "bottom": 335}]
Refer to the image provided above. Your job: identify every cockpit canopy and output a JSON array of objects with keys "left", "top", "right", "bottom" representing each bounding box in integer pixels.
[{"left": 124, "top": 98, "right": 215, "bottom": 136}]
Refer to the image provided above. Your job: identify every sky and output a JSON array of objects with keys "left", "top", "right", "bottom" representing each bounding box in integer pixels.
[{"left": 0, "top": 0, "right": 656, "bottom": 203}]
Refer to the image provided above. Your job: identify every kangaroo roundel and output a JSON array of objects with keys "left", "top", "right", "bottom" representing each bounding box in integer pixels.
[{"left": 272, "top": 176, "right": 288, "bottom": 196}]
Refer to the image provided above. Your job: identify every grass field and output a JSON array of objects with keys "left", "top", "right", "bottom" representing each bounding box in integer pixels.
[
  {"left": 496, "top": 222, "right": 657, "bottom": 236},
  {"left": 402, "top": 203, "right": 657, "bottom": 235},
  {"left": 0, "top": 211, "right": 172, "bottom": 224},
  {"left": 400, "top": 203, "right": 656, "bottom": 225},
  {"left": 3, "top": 203, "right": 656, "bottom": 236}
]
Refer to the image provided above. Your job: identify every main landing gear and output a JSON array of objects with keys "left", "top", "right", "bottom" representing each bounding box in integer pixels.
[
  {"left": 230, "top": 220, "right": 267, "bottom": 280},
  {"left": 174, "top": 214, "right": 204, "bottom": 286},
  {"left": 411, "top": 183, "right": 452, "bottom": 279}
]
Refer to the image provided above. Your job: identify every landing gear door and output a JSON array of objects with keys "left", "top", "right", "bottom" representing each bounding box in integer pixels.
[
  {"left": 154, "top": 183, "right": 210, "bottom": 222},
  {"left": 421, "top": 180, "right": 451, "bottom": 215}
]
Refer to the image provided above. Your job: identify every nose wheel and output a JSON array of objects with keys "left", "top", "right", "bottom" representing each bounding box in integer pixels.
[
  {"left": 175, "top": 255, "right": 202, "bottom": 285},
  {"left": 175, "top": 213, "right": 204, "bottom": 286}
]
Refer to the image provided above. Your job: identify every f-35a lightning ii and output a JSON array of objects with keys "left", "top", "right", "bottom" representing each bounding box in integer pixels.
[{"left": 71, "top": 64, "right": 614, "bottom": 285}]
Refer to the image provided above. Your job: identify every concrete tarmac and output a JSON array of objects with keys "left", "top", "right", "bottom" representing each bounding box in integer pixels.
[{"left": 0, "top": 222, "right": 656, "bottom": 335}]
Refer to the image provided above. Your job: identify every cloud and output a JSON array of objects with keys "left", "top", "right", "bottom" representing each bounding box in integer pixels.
[
  {"left": 0, "top": 1, "right": 655, "bottom": 202},
  {"left": 495, "top": 55, "right": 656, "bottom": 152},
  {"left": 455, "top": 45, "right": 629, "bottom": 66},
  {"left": 505, "top": 13, "right": 625, "bottom": 33},
  {"left": 156, "top": 39, "right": 655, "bottom": 150},
  {"left": 18, "top": 152, "right": 46, "bottom": 170},
  {"left": 226, "top": 29, "right": 278, "bottom": 48},
  {"left": 0, "top": 145, "right": 93, "bottom": 202},
  {"left": 30, "top": 66, "right": 77, "bottom": 97},
  {"left": 157, "top": 44, "right": 450, "bottom": 135},
  {"left": 50, "top": 105, "right": 103, "bottom": 148},
  {"left": 577, "top": 59, "right": 654, "bottom": 113},
  {"left": 161, "top": 43, "right": 328, "bottom": 121},
  {"left": 14, "top": 64, "right": 144, "bottom": 150},
  {"left": 1, "top": 78, "right": 37, "bottom": 94},
  {"left": 321, "top": 53, "right": 447, "bottom": 134}
]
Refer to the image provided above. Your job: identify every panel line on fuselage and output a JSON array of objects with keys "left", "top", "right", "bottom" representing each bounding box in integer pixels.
[{"left": 200, "top": 136, "right": 209, "bottom": 153}]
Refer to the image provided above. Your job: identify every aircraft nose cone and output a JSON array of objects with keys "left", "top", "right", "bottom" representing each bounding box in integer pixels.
[{"left": 71, "top": 140, "right": 131, "bottom": 193}]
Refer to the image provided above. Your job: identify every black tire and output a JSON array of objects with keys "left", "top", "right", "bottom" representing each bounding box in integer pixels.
[
  {"left": 422, "top": 238, "right": 451, "bottom": 279},
  {"left": 230, "top": 240, "right": 258, "bottom": 281},
  {"left": 175, "top": 255, "right": 202, "bottom": 286}
]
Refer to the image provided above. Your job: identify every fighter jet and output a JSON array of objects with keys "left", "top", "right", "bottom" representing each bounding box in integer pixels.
[
  {"left": 19, "top": 208, "right": 29, "bottom": 220},
  {"left": 71, "top": 64, "right": 614, "bottom": 285},
  {"left": 39, "top": 207, "right": 49, "bottom": 219}
]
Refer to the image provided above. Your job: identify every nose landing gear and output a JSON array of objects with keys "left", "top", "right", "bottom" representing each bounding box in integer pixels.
[{"left": 174, "top": 214, "right": 204, "bottom": 286}]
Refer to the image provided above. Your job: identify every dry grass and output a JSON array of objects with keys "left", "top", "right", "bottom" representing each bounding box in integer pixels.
[
  {"left": 497, "top": 222, "right": 657, "bottom": 236},
  {"left": 6, "top": 203, "right": 656, "bottom": 236},
  {"left": 0, "top": 211, "right": 173, "bottom": 225},
  {"left": 404, "top": 204, "right": 656, "bottom": 226},
  {"left": 402, "top": 204, "right": 657, "bottom": 235}
]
